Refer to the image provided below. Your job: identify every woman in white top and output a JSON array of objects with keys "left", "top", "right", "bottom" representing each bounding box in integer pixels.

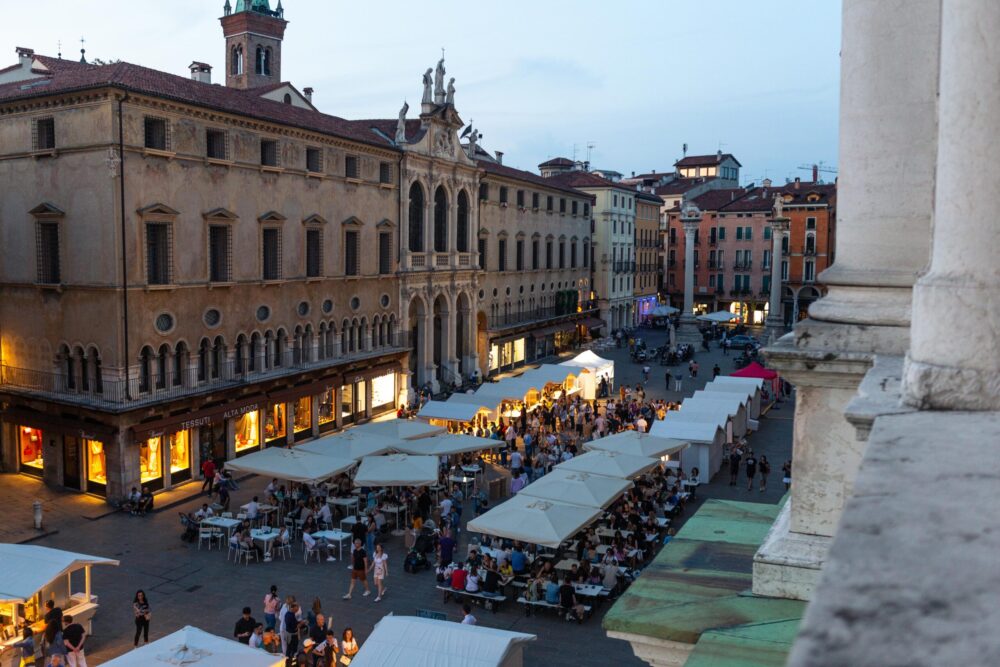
[{"left": 369, "top": 543, "right": 389, "bottom": 602}]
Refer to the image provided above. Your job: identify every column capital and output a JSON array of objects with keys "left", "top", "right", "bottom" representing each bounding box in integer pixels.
[
  {"left": 769, "top": 216, "right": 790, "bottom": 232},
  {"left": 681, "top": 219, "right": 700, "bottom": 235}
]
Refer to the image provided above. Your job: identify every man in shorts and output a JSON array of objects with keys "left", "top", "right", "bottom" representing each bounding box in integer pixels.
[{"left": 342, "top": 539, "right": 371, "bottom": 599}]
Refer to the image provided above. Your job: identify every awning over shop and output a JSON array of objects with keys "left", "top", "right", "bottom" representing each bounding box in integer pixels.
[
  {"left": 101, "top": 626, "right": 284, "bottom": 667},
  {"left": 584, "top": 431, "right": 690, "bottom": 459},
  {"left": 296, "top": 431, "right": 397, "bottom": 460},
  {"left": 417, "top": 400, "right": 489, "bottom": 423},
  {"left": 393, "top": 434, "right": 504, "bottom": 456}
]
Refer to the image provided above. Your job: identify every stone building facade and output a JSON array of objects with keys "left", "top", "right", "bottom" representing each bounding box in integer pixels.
[{"left": 633, "top": 191, "right": 662, "bottom": 322}]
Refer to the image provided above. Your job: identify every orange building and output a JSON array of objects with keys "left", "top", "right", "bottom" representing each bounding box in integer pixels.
[{"left": 775, "top": 179, "right": 837, "bottom": 324}]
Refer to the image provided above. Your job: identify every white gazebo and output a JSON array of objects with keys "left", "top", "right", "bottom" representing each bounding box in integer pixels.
[
  {"left": 559, "top": 351, "right": 615, "bottom": 400},
  {"left": 519, "top": 468, "right": 632, "bottom": 509},
  {"left": 649, "top": 418, "right": 727, "bottom": 478},
  {"left": 675, "top": 405, "right": 734, "bottom": 443},
  {"left": 555, "top": 449, "right": 660, "bottom": 479},
  {"left": 351, "top": 615, "right": 536, "bottom": 667},
  {"left": 352, "top": 454, "right": 440, "bottom": 487},
  {"left": 350, "top": 419, "right": 445, "bottom": 440},
  {"left": 467, "top": 494, "right": 601, "bottom": 549},
  {"left": 223, "top": 447, "right": 356, "bottom": 484},
  {"left": 101, "top": 626, "right": 284, "bottom": 667},
  {"left": 584, "top": 431, "right": 690, "bottom": 460}
]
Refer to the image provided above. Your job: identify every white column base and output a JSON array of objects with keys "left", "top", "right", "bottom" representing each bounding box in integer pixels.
[
  {"left": 752, "top": 501, "right": 831, "bottom": 601},
  {"left": 675, "top": 315, "right": 703, "bottom": 344},
  {"left": 606, "top": 631, "right": 694, "bottom": 667}
]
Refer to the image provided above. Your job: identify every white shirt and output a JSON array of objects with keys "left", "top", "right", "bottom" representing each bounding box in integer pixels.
[
  {"left": 194, "top": 507, "right": 214, "bottom": 520},
  {"left": 440, "top": 498, "right": 453, "bottom": 517},
  {"left": 561, "top": 450, "right": 573, "bottom": 462},
  {"left": 249, "top": 633, "right": 263, "bottom": 649},
  {"left": 302, "top": 533, "right": 317, "bottom": 549},
  {"left": 318, "top": 504, "right": 332, "bottom": 524},
  {"left": 246, "top": 501, "right": 259, "bottom": 518},
  {"left": 461, "top": 613, "right": 477, "bottom": 625},
  {"left": 510, "top": 451, "right": 523, "bottom": 468}
]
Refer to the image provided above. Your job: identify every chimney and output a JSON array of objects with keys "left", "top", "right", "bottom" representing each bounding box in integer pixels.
[
  {"left": 303, "top": 87, "right": 314, "bottom": 103},
  {"left": 631, "top": 171, "right": 635, "bottom": 177},
  {"left": 762, "top": 178, "right": 772, "bottom": 187},
  {"left": 16, "top": 47, "right": 34, "bottom": 68},
  {"left": 717, "top": 149, "right": 722, "bottom": 159},
  {"left": 189, "top": 61, "right": 212, "bottom": 84},
  {"left": 812, "top": 164, "right": 818, "bottom": 182},
  {"left": 794, "top": 177, "right": 801, "bottom": 190},
  {"left": 495, "top": 151, "right": 504, "bottom": 165}
]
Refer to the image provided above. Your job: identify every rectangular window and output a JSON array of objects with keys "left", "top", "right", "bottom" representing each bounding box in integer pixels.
[
  {"left": 344, "top": 230, "right": 359, "bottom": 276},
  {"left": 306, "top": 147, "right": 323, "bottom": 173},
  {"left": 764, "top": 226, "right": 772, "bottom": 240},
  {"left": 584, "top": 203, "right": 590, "bottom": 217},
  {"left": 480, "top": 183, "right": 489, "bottom": 201},
  {"left": 559, "top": 242, "right": 565, "bottom": 269},
  {"left": 532, "top": 239, "right": 539, "bottom": 270},
  {"left": 709, "top": 274, "right": 715, "bottom": 287},
  {"left": 763, "top": 275, "right": 771, "bottom": 293},
  {"left": 745, "top": 226, "right": 752, "bottom": 240},
  {"left": 478, "top": 238, "right": 487, "bottom": 270},
  {"left": 781, "top": 260, "right": 789, "bottom": 281},
  {"left": 345, "top": 155, "right": 359, "bottom": 179},
  {"left": 516, "top": 239, "right": 524, "bottom": 271},
  {"left": 145, "top": 222, "right": 171, "bottom": 284},
  {"left": 306, "top": 228, "right": 322, "bottom": 277},
  {"left": 35, "top": 221, "right": 60, "bottom": 284},
  {"left": 498, "top": 238, "right": 507, "bottom": 271},
  {"left": 572, "top": 201, "right": 578, "bottom": 216},
  {"left": 571, "top": 242, "right": 577, "bottom": 268},
  {"left": 546, "top": 241, "right": 553, "bottom": 269},
  {"left": 805, "top": 260, "right": 815, "bottom": 281},
  {"left": 517, "top": 190, "right": 525, "bottom": 207},
  {"left": 546, "top": 196, "right": 553, "bottom": 212},
  {"left": 500, "top": 187, "right": 509, "bottom": 205},
  {"left": 560, "top": 198, "right": 566, "bottom": 214},
  {"left": 378, "top": 232, "right": 392, "bottom": 274},
  {"left": 763, "top": 249, "right": 771, "bottom": 269},
  {"left": 34, "top": 117, "right": 55, "bottom": 150},
  {"left": 206, "top": 129, "right": 227, "bottom": 159},
  {"left": 379, "top": 161, "right": 393, "bottom": 184},
  {"left": 208, "top": 225, "right": 231, "bottom": 282},
  {"left": 260, "top": 139, "right": 278, "bottom": 166},
  {"left": 736, "top": 227, "right": 743, "bottom": 240},
  {"left": 613, "top": 194, "right": 618, "bottom": 207},
  {"left": 262, "top": 227, "right": 282, "bottom": 280},
  {"left": 144, "top": 117, "right": 168, "bottom": 150},
  {"left": 718, "top": 226, "right": 726, "bottom": 240},
  {"left": 532, "top": 192, "right": 540, "bottom": 209},
  {"left": 670, "top": 227, "right": 677, "bottom": 244},
  {"left": 807, "top": 217, "right": 817, "bottom": 230},
  {"left": 584, "top": 243, "right": 590, "bottom": 268}
]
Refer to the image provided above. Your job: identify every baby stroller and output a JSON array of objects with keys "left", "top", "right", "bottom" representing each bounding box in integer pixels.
[
  {"left": 403, "top": 548, "right": 430, "bottom": 573},
  {"left": 179, "top": 513, "right": 198, "bottom": 543},
  {"left": 414, "top": 528, "right": 437, "bottom": 555}
]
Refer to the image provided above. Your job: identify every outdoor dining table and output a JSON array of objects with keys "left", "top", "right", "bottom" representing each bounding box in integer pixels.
[
  {"left": 340, "top": 515, "right": 359, "bottom": 532},
  {"left": 572, "top": 583, "right": 606, "bottom": 598},
  {"left": 311, "top": 530, "right": 352, "bottom": 561},
  {"left": 241, "top": 503, "right": 278, "bottom": 525},
  {"left": 200, "top": 516, "right": 242, "bottom": 538},
  {"left": 382, "top": 504, "right": 406, "bottom": 531},
  {"left": 555, "top": 558, "right": 580, "bottom": 572},
  {"left": 327, "top": 496, "right": 359, "bottom": 518},
  {"left": 449, "top": 475, "right": 476, "bottom": 496},
  {"left": 595, "top": 527, "right": 633, "bottom": 543},
  {"left": 250, "top": 528, "right": 282, "bottom": 553}
]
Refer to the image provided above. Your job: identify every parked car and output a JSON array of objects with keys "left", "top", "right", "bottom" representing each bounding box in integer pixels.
[{"left": 726, "top": 334, "right": 761, "bottom": 350}]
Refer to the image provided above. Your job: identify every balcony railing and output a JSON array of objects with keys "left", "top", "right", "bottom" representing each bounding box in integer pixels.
[
  {"left": 0, "top": 333, "right": 409, "bottom": 411},
  {"left": 486, "top": 303, "right": 598, "bottom": 331}
]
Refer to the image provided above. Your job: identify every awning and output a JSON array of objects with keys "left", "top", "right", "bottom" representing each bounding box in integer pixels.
[
  {"left": 353, "top": 454, "right": 439, "bottom": 487},
  {"left": 579, "top": 317, "right": 605, "bottom": 329},
  {"left": 467, "top": 494, "right": 601, "bottom": 549},
  {"left": 417, "top": 400, "right": 488, "bottom": 423},
  {"left": 296, "top": 432, "right": 397, "bottom": 460},
  {"left": 0, "top": 545, "right": 119, "bottom": 603},
  {"left": 555, "top": 450, "right": 660, "bottom": 479},
  {"left": 393, "top": 434, "right": 505, "bottom": 456},
  {"left": 101, "top": 626, "right": 284, "bottom": 667},
  {"left": 350, "top": 419, "right": 445, "bottom": 440},
  {"left": 519, "top": 468, "right": 632, "bottom": 509},
  {"left": 223, "top": 447, "right": 356, "bottom": 483},
  {"left": 649, "top": 418, "right": 726, "bottom": 444},
  {"left": 584, "top": 431, "right": 690, "bottom": 459}
]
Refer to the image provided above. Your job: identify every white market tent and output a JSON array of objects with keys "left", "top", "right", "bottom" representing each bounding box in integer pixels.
[
  {"left": 445, "top": 393, "right": 500, "bottom": 419},
  {"left": 351, "top": 615, "right": 536, "bottom": 667},
  {"left": 674, "top": 406, "right": 734, "bottom": 443},
  {"left": 649, "top": 418, "right": 727, "bottom": 479},
  {"left": 584, "top": 430, "right": 690, "bottom": 460},
  {"left": 475, "top": 365, "right": 575, "bottom": 402},
  {"left": 559, "top": 351, "right": 615, "bottom": 400},
  {"left": 705, "top": 380, "right": 763, "bottom": 419},
  {"left": 697, "top": 310, "right": 741, "bottom": 324},
  {"left": 519, "top": 468, "right": 632, "bottom": 509},
  {"left": 650, "top": 304, "right": 680, "bottom": 317},
  {"left": 297, "top": 431, "right": 397, "bottom": 460},
  {"left": 555, "top": 449, "right": 660, "bottom": 479},
  {"left": 101, "top": 626, "right": 283, "bottom": 667},
  {"left": 682, "top": 393, "right": 750, "bottom": 437},
  {"left": 224, "top": 447, "right": 356, "bottom": 484},
  {"left": 353, "top": 454, "right": 439, "bottom": 487},
  {"left": 0, "top": 544, "right": 118, "bottom": 604},
  {"left": 417, "top": 400, "right": 490, "bottom": 424},
  {"left": 467, "top": 494, "right": 601, "bottom": 549},
  {"left": 351, "top": 419, "right": 445, "bottom": 440},
  {"left": 393, "top": 434, "right": 504, "bottom": 456}
]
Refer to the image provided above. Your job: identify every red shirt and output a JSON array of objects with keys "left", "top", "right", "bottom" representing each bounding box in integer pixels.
[{"left": 202, "top": 460, "right": 216, "bottom": 479}]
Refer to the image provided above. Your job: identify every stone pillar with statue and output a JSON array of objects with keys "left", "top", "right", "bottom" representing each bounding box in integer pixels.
[
  {"left": 765, "top": 194, "right": 790, "bottom": 340},
  {"left": 675, "top": 202, "right": 704, "bottom": 344}
]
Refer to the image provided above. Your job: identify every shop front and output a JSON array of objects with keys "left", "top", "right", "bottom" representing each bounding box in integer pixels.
[
  {"left": 17, "top": 426, "right": 44, "bottom": 477},
  {"left": 489, "top": 336, "right": 527, "bottom": 376},
  {"left": 136, "top": 428, "right": 192, "bottom": 492},
  {"left": 264, "top": 402, "right": 287, "bottom": 447},
  {"left": 341, "top": 364, "right": 400, "bottom": 424},
  {"left": 318, "top": 388, "right": 337, "bottom": 434}
]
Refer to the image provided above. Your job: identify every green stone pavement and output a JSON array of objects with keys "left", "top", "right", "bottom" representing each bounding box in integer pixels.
[{"left": 603, "top": 497, "right": 804, "bottom": 666}]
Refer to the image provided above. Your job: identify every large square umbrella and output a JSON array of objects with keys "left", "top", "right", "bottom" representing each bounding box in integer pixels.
[
  {"left": 519, "top": 468, "right": 632, "bottom": 509},
  {"left": 351, "top": 419, "right": 444, "bottom": 440},
  {"left": 392, "top": 434, "right": 504, "bottom": 456},
  {"left": 101, "top": 626, "right": 283, "bottom": 667},
  {"left": 555, "top": 449, "right": 659, "bottom": 479},
  {"left": 352, "top": 454, "right": 440, "bottom": 487},
  {"left": 466, "top": 494, "right": 601, "bottom": 549},
  {"left": 297, "top": 431, "right": 398, "bottom": 460},
  {"left": 223, "top": 447, "right": 355, "bottom": 484},
  {"left": 584, "top": 431, "right": 690, "bottom": 459}
]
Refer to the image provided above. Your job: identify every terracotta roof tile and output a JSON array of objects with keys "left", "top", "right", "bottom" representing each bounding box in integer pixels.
[
  {"left": 674, "top": 153, "right": 742, "bottom": 168},
  {"left": 654, "top": 177, "right": 716, "bottom": 196},
  {"left": 545, "top": 170, "right": 636, "bottom": 192},
  {"left": 478, "top": 159, "right": 595, "bottom": 199},
  {"left": 538, "top": 157, "right": 575, "bottom": 167}
]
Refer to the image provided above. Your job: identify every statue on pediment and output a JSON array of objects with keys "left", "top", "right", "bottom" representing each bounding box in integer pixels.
[
  {"left": 395, "top": 101, "right": 409, "bottom": 144},
  {"left": 446, "top": 78, "right": 456, "bottom": 106},
  {"left": 422, "top": 69, "right": 433, "bottom": 105},
  {"left": 434, "top": 57, "right": 446, "bottom": 104}
]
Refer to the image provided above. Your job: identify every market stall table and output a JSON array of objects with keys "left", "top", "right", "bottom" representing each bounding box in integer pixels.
[
  {"left": 200, "top": 516, "right": 242, "bottom": 539},
  {"left": 311, "top": 530, "right": 352, "bottom": 561}
]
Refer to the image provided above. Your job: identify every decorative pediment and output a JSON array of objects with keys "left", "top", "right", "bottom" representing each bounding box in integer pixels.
[
  {"left": 137, "top": 203, "right": 179, "bottom": 217},
  {"left": 497, "top": 230, "right": 509, "bottom": 238},
  {"left": 29, "top": 202, "right": 65, "bottom": 218},
  {"left": 203, "top": 207, "right": 238, "bottom": 221},
  {"left": 515, "top": 231, "right": 526, "bottom": 239},
  {"left": 341, "top": 216, "right": 363, "bottom": 227},
  {"left": 376, "top": 219, "right": 396, "bottom": 229},
  {"left": 302, "top": 214, "right": 328, "bottom": 226},
  {"left": 258, "top": 211, "right": 287, "bottom": 224},
  {"left": 531, "top": 232, "right": 541, "bottom": 239},
  {"left": 478, "top": 227, "right": 490, "bottom": 237},
  {"left": 806, "top": 192, "right": 822, "bottom": 202}
]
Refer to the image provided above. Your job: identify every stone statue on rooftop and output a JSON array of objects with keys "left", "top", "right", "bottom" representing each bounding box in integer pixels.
[
  {"left": 467, "top": 127, "right": 479, "bottom": 157},
  {"left": 774, "top": 192, "right": 785, "bottom": 218},
  {"left": 446, "top": 78, "right": 456, "bottom": 106},
  {"left": 395, "top": 101, "right": 409, "bottom": 144},
  {"left": 422, "top": 69, "right": 433, "bottom": 105},
  {"left": 434, "top": 57, "right": 446, "bottom": 104}
]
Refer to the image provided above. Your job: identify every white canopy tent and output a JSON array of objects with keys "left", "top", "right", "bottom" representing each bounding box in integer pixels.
[
  {"left": 350, "top": 419, "right": 445, "bottom": 440},
  {"left": 697, "top": 310, "right": 741, "bottom": 324},
  {"left": 467, "top": 494, "right": 601, "bottom": 549},
  {"left": 223, "top": 447, "right": 356, "bottom": 484},
  {"left": 351, "top": 615, "right": 536, "bottom": 667},
  {"left": 475, "top": 365, "right": 574, "bottom": 403},
  {"left": 392, "top": 434, "right": 504, "bottom": 456},
  {"left": 705, "top": 380, "right": 762, "bottom": 419},
  {"left": 445, "top": 393, "right": 500, "bottom": 419},
  {"left": 681, "top": 393, "right": 749, "bottom": 437},
  {"left": 584, "top": 431, "right": 690, "bottom": 460},
  {"left": 297, "top": 432, "right": 397, "bottom": 460},
  {"left": 0, "top": 544, "right": 118, "bottom": 604},
  {"left": 353, "top": 454, "right": 439, "bottom": 487},
  {"left": 650, "top": 304, "right": 680, "bottom": 317},
  {"left": 101, "top": 626, "right": 283, "bottom": 667},
  {"left": 417, "top": 400, "right": 490, "bottom": 424},
  {"left": 519, "top": 468, "right": 632, "bottom": 509},
  {"left": 559, "top": 351, "right": 615, "bottom": 400},
  {"left": 649, "top": 418, "right": 727, "bottom": 479},
  {"left": 555, "top": 450, "right": 660, "bottom": 479},
  {"left": 674, "top": 405, "right": 735, "bottom": 444}
]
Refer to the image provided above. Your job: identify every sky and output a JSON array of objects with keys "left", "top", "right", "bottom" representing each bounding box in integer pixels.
[{"left": 2, "top": 0, "right": 841, "bottom": 184}]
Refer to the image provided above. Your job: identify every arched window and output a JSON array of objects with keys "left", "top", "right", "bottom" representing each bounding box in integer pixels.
[
  {"left": 139, "top": 346, "right": 153, "bottom": 393},
  {"left": 255, "top": 46, "right": 265, "bottom": 75},
  {"left": 88, "top": 347, "right": 103, "bottom": 394},
  {"left": 457, "top": 191, "right": 469, "bottom": 253},
  {"left": 60, "top": 345, "right": 75, "bottom": 390},
  {"left": 231, "top": 45, "right": 243, "bottom": 76},
  {"left": 326, "top": 323, "right": 335, "bottom": 358},
  {"left": 263, "top": 330, "right": 274, "bottom": 369},
  {"left": 212, "top": 336, "right": 225, "bottom": 380},
  {"left": 156, "top": 344, "right": 169, "bottom": 390},
  {"left": 341, "top": 320, "right": 349, "bottom": 356},
  {"left": 274, "top": 329, "right": 286, "bottom": 367},
  {"left": 249, "top": 333, "right": 260, "bottom": 372},
  {"left": 434, "top": 186, "right": 448, "bottom": 252},
  {"left": 283, "top": 93, "right": 292, "bottom": 104},
  {"left": 293, "top": 325, "right": 304, "bottom": 364},
  {"left": 408, "top": 182, "right": 425, "bottom": 252},
  {"left": 197, "top": 339, "right": 210, "bottom": 382},
  {"left": 76, "top": 346, "right": 89, "bottom": 392},
  {"left": 359, "top": 318, "right": 368, "bottom": 352},
  {"left": 173, "top": 342, "right": 187, "bottom": 386},
  {"left": 264, "top": 47, "right": 272, "bottom": 75},
  {"left": 389, "top": 314, "right": 397, "bottom": 343},
  {"left": 235, "top": 334, "right": 247, "bottom": 374}
]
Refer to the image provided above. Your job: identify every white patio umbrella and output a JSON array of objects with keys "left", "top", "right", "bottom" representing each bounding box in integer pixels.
[
  {"left": 223, "top": 447, "right": 356, "bottom": 484},
  {"left": 392, "top": 434, "right": 504, "bottom": 456},
  {"left": 297, "top": 431, "right": 398, "bottom": 460},
  {"left": 352, "top": 454, "right": 440, "bottom": 487},
  {"left": 417, "top": 400, "right": 489, "bottom": 423},
  {"left": 351, "top": 419, "right": 445, "bottom": 440},
  {"left": 519, "top": 468, "right": 632, "bottom": 509},
  {"left": 584, "top": 430, "right": 690, "bottom": 459},
  {"left": 555, "top": 449, "right": 660, "bottom": 479},
  {"left": 466, "top": 494, "right": 601, "bottom": 549},
  {"left": 697, "top": 310, "right": 740, "bottom": 323},
  {"left": 101, "top": 626, "right": 283, "bottom": 667},
  {"left": 651, "top": 304, "right": 679, "bottom": 317}
]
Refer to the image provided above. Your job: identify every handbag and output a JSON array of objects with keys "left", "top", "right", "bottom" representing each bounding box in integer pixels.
[{"left": 339, "top": 656, "right": 352, "bottom": 665}]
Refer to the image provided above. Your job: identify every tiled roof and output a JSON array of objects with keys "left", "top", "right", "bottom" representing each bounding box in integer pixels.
[
  {"left": 538, "top": 157, "right": 575, "bottom": 167},
  {"left": 674, "top": 153, "right": 742, "bottom": 168},
  {"left": 478, "top": 159, "right": 596, "bottom": 199},
  {"left": 545, "top": 170, "right": 636, "bottom": 192},
  {"left": 655, "top": 177, "right": 716, "bottom": 196},
  {"left": 667, "top": 188, "right": 748, "bottom": 213},
  {"left": 0, "top": 58, "right": 397, "bottom": 151},
  {"left": 636, "top": 190, "right": 664, "bottom": 204},
  {"left": 349, "top": 118, "right": 425, "bottom": 144}
]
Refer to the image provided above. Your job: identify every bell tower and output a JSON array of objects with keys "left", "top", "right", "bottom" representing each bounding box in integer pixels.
[{"left": 220, "top": 0, "right": 288, "bottom": 90}]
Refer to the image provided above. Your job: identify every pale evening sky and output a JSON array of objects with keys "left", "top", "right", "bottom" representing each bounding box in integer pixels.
[{"left": 3, "top": 0, "right": 841, "bottom": 184}]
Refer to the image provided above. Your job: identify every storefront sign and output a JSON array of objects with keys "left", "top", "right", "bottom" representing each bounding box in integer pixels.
[
  {"left": 130, "top": 395, "right": 265, "bottom": 442},
  {"left": 221, "top": 403, "right": 259, "bottom": 421}
]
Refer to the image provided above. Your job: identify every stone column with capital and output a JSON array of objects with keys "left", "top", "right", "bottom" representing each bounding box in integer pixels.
[
  {"left": 765, "top": 214, "right": 790, "bottom": 335},
  {"left": 676, "top": 206, "right": 703, "bottom": 343}
]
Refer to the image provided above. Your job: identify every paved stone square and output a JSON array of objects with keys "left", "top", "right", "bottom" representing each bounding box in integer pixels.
[{"left": 0, "top": 327, "right": 792, "bottom": 666}]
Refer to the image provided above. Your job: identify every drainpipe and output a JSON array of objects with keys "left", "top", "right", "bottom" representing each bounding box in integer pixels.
[{"left": 118, "top": 94, "right": 131, "bottom": 401}]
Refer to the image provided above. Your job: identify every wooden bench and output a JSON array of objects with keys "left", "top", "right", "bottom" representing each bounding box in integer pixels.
[
  {"left": 435, "top": 585, "right": 507, "bottom": 613},
  {"left": 516, "top": 596, "right": 592, "bottom": 620}
]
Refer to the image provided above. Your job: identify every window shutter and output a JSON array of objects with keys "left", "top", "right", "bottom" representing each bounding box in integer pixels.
[
  {"left": 306, "top": 228, "right": 322, "bottom": 277},
  {"left": 379, "top": 232, "right": 392, "bottom": 274}
]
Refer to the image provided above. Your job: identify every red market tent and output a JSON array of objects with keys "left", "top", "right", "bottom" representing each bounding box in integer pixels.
[{"left": 732, "top": 362, "right": 780, "bottom": 397}]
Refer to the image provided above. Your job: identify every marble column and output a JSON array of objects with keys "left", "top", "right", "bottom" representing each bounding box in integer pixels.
[
  {"left": 755, "top": 0, "right": 940, "bottom": 601},
  {"left": 765, "top": 214, "right": 790, "bottom": 336},
  {"left": 903, "top": 0, "right": 1000, "bottom": 410},
  {"left": 676, "top": 207, "right": 703, "bottom": 343}
]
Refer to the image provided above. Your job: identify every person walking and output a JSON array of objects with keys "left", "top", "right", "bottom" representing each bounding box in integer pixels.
[
  {"left": 343, "top": 539, "right": 371, "bottom": 599},
  {"left": 673, "top": 372, "right": 683, "bottom": 392},
  {"left": 370, "top": 543, "right": 389, "bottom": 602},
  {"left": 782, "top": 460, "right": 792, "bottom": 491},
  {"left": 728, "top": 447, "right": 742, "bottom": 486},
  {"left": 745, "top": 451, "right": 758, "bottom": 491},
  {"left": 759, "top": 455, "right": 771, "bottom": 492},
  {"left": 200, "top": 458, "right": 216, "bottom": 496},
  {"left": 642, "top": 365, "right": 650, "bottom": 383},
  {"left": 132, "top": 591, "right": 150, "bottom": 647},
  {"left": 263, "top": 585, "right": 280, "bottom": 631}
]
